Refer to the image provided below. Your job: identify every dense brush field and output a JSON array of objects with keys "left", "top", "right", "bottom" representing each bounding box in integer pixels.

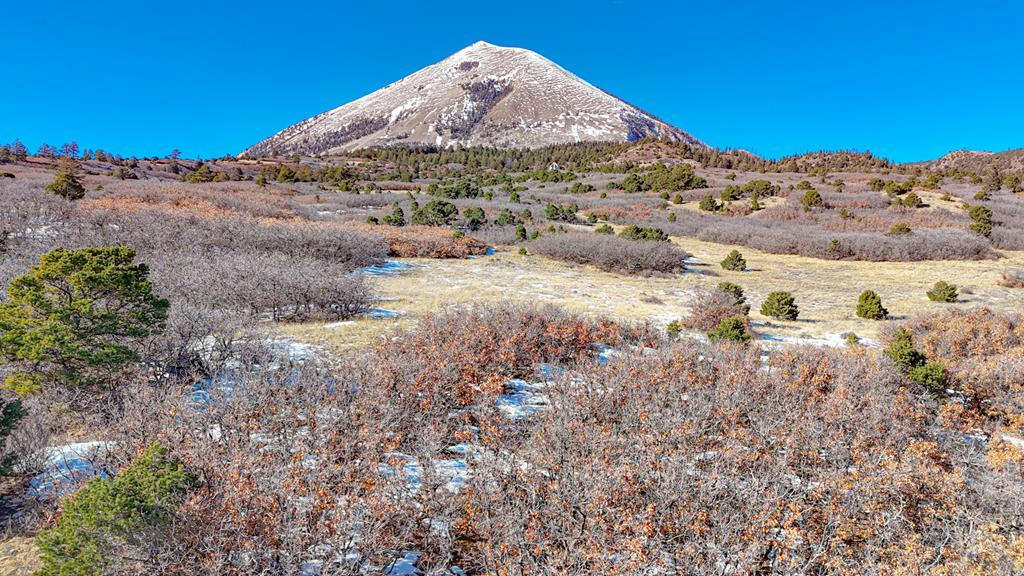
[{"left": 0, "top": 140, "right": 1023, "bottom": 574}]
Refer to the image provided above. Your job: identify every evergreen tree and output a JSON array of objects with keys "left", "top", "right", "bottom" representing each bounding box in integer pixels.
[
  {"left": 46, "top": 170, "right": 86, "bottom": 200},
  {"left": 0, "top": 247, "right": 168, "bottom": 397},
  {"left": 382, "top": 204, "right": 406, "bottom": 227},
  {"left": 35, "top": 443, "right": 197, "bottom": 576},
  {"left": 856, "top": 290, "right": 889, "bottom": 320},
  {"left": 926, "top": 281, "right": 958, "bottom": 303},
  {"left": 760, "top": 291, "right": 799, "bottom": 320},
  {"left": 720, "top": 250, "right": 747, "bottom": 272}
]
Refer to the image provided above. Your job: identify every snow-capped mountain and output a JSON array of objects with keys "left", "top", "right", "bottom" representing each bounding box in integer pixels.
[{"left": 241, "top": 41, "right": 705, "bottom": 157}]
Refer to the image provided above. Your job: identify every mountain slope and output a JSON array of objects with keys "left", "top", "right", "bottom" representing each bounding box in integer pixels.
[
  {"left": 905, "top": 148, "right": 1024, "bottom": 174},
  {"left": 242, "top": 41, "right": 704, "bottom": 157}
]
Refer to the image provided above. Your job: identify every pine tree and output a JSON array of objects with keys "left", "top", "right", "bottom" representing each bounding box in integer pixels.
[{"left": 856, "top": 290, "right": 889, "bottom": 320}]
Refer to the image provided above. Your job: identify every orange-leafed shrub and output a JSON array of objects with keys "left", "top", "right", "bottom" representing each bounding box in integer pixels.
[
  {"left": 351, "top": 223, "right": 488, "bottom": 258},
  {"left": 898, "top": 308, "right": 1024, "bottom": 432},
  {"left": 682, "top": 287, "right": 751, "bottom": 332},
  {"left": 371, "top": 304, "right": 648, "bottom": 409}
]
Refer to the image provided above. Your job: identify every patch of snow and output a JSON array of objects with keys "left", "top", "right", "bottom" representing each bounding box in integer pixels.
[
  {"left": 367, "top": 308, "right": 400, "bottom": 319},
  {"left": 29, "top": 441, "right": 113, "bottom": 498},
  {"left": 379, "top": 445, "right": 472, "bottom": 494},
  {"left": 358, "top": 261, "right": 415, "bottom": 276},
  {"left": 496, "top": 379, "right": 549, "bottom": 419}
]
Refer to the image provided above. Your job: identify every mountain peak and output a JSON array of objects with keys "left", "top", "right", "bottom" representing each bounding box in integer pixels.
[{"left": 242, "top": 42, "right": 705, "bottom": 157}]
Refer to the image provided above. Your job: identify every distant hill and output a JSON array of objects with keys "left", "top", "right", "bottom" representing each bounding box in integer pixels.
[
  {"left": 906, "top": 148, "right": 1024, "bottom": 174},
  {"left": 242, "top": 41, "right": 705, "bottom": 157}
]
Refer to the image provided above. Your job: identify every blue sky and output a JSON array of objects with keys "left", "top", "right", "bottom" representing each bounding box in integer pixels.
[{"left": 3, "top": 0, "right": 1022, "bottom": 162}]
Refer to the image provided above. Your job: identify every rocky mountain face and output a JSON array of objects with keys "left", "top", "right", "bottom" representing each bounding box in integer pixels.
[{"left": 242, "top": 41, "right": 705, "bottom": 157}]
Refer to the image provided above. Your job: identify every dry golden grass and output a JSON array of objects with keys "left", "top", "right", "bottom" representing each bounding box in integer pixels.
[
  {"left": 280, "top": 235, "right": 1024, "bottom": 350},
  {"left": 0, "top": 537, "right": 39, "bottom": 576}
]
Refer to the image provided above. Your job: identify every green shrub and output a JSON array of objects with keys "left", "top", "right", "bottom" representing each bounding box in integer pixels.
[
  {"left": 514, "top": 224, "right": 527, "bottom": 241},
  {"left": 838, "top": 208, "right": 854, "bottom": 219},
  {"left": 887, "top": 223, "right": 912, "bottom": 237},
  {"left": 666, "top": 320, "right": 681, "bottom": 339},
  {"left": 366, "top": 216, "right": 379, "bottom": 225},
  {"left": 671, "top": 193, "right": 683, "bottom": 204},
  {"left": 926, "top": 281, "right": 959, "bottom": 303},
  {"left": 968, "top": 205, "right": 993, "bottom": 237},
  {"left": 544, "top": 202, "right": 577, "bottom": 222},
  {"left": 495, "top": 208, "right": 518, "bottom": 226},
  {"left": 667, "top": 212, "right": 677, "bottom": 222},
  {"left": 973, "top": 189, "right": 991, "bottom": 201},
  {"left": 707, "top": 316, "right": 752, "bottom": 344},
  {"left": 0, "top": 399, "right": 25, "bottom": 476},
  {"left": 720, "top": 250, "right": 747, "bottom": 272},
  {"left": 844, "top": 332, "right": 860, "bottom": 346},
  {"left": 721, "top": 185, "right": 741, "bottom": 202},
  {"left": 35, "top": 443, "right": 197, "bottom": 576},
  {"left": 884, "top": 328, "right": 925, "bottom": 372},
  {"left": 698, "top": 194, "right": 719, "bottom": 212},
  {"left": 856, "top": 290, "right": 889, "bottom": 320},
  {"left": 46, "top": 170, "right": 85, "bottom": 200},
  {"left": 518, "top": 247, "right": 527, "bottom": 255},
  {"left": 760, "top": 291, "right": 798, "bottom": 320},
  {"left": 717, "top": 282, "right": 746, "bottom": 305},
  {"left": 619, "top": 225, "right": 668, "bottom": 242},
  {"left": 411, "top": 199, "right": 458, "bottom": 226},
  {"left": 800, "top": 189, "right": 823, "bottom": 211},
  {"left": 381, "top": 204, "right": 406, "bottom": 227},
  {"left": 0, "top": 248, "right": 168, "bottom": 397},
  {"left": 901, "top": 191, "right": 923, "bottom": 208},
  {"left": 908, "top": 361, "right": 948, "bottom": 395},
  {"left": 462, "top": 207, "right": 487, "bottom": 231}
]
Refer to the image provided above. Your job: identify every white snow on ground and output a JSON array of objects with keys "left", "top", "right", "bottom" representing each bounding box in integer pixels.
[
  {"left": 267, "top": 338, "right": 317, "bottom": 361},
  {"left": 378, "top": 443, "right": 474, "bottom": 494},
  {"left": 28, "top": 441, "right": 112, "bottom": 498},
  {"left": 999, "top": 433, "right": 1024, "bottom": 451},
  {"left": 367, "top": 308, "right": 401, "bottom": 319},
  {"left": 358, "top": 261, "right": 416, "bottom": 276},
  {"left": 496, "top": 379, "right": 549, "bottom": 419}
]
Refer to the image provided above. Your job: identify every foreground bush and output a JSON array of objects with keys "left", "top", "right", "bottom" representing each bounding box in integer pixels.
[
  {"left": 36, "top": 443, "right": 197, "bottom": 576},
  {"left": 760, "top": 290, "right": 799, "bottom": 320},
  {"left": 0, "top": 247, "right": 168, "bottom": 400},
  {"left": 95, "top": 304, "right": 1024, "bottom": 575},
  {"left": 529, "top": 232, "right": 688, "bottom": 275},
  {"left": 896, "top": 308, "right": 1024, "bottom": 425},
  {"left": 856, "top": 290, "right": 889, "bottom": 320},
  {"left": 371, "top": 304, "right": 652, "bottom": 409}
]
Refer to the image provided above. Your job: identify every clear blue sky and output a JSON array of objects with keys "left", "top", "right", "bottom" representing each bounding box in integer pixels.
[{"left": 3, "top": 0, "right": 1022, "bottom": 162}]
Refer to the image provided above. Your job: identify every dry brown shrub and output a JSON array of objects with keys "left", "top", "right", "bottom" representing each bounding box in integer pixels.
[
  {"left": 682, "top": 288, "right": 751, "bottom": 332},
  {"left": 1001, "top": 268, "right": 1024, "bottom": 288},
  {"left": 349, "top": 223, "right": 489, "bottom": 258}
]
